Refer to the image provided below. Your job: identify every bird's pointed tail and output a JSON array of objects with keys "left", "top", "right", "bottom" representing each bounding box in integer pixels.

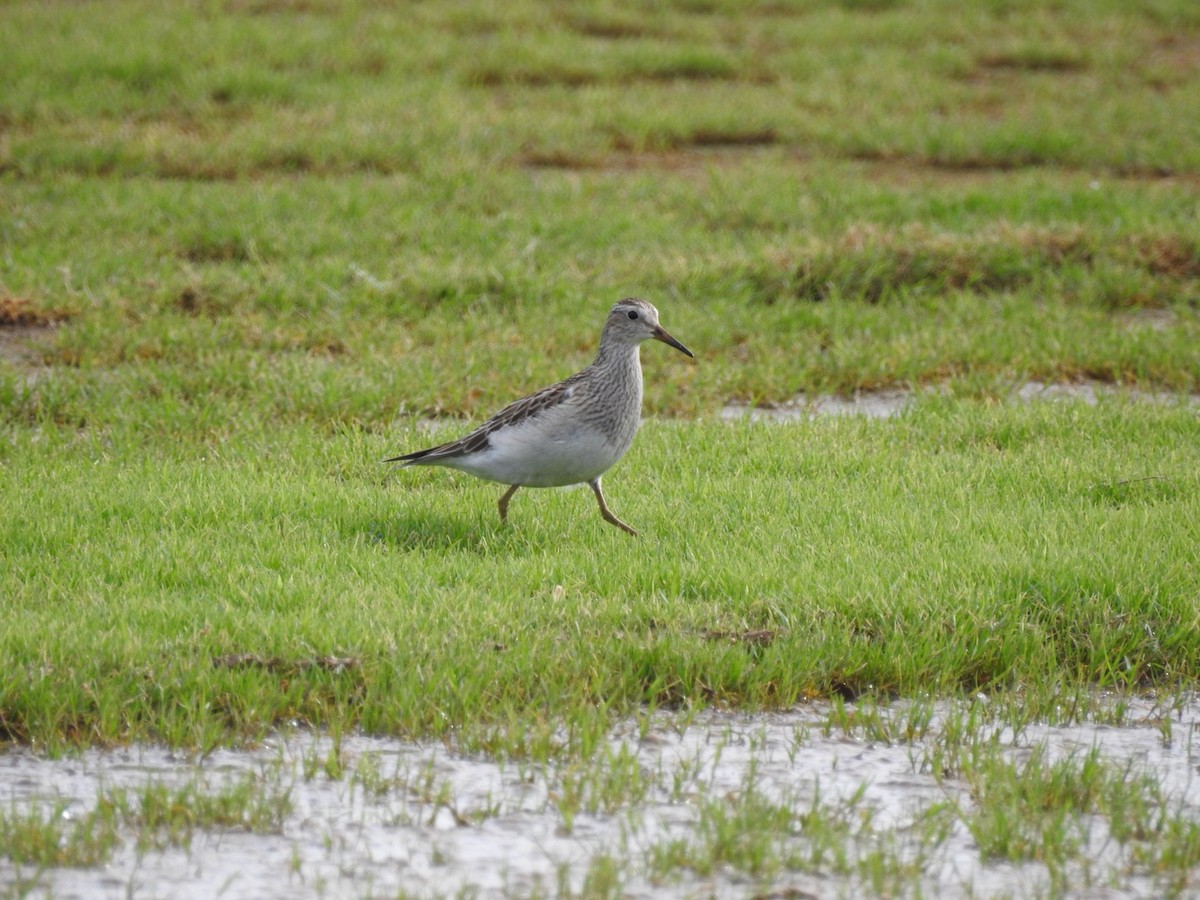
[{"left": 383, "top": 448, "right": 432, "bottom": 464}]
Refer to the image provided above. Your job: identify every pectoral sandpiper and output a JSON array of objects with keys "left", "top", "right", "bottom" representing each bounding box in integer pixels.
[{"left": 387, "top": 298, "right": 694, "bottom": 535}]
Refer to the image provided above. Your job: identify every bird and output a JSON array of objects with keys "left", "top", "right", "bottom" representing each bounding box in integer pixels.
[{"left": 386, "top": 298, "right": 694, "bottom": 536}]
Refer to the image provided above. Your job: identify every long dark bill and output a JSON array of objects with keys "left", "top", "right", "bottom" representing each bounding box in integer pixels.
[{"left": 652, "top": 326, "right": 694, "bottom": 358}]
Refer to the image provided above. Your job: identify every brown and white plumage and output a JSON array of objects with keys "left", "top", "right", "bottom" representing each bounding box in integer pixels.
[{"left": 387, "top": 298, "right": 694, "bottom": 535}]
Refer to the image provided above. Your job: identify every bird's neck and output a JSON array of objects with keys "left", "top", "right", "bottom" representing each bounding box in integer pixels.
[
  {"left": 590, "top": 341, "right": 644, "bottom": 448},
  {"left": 593, "top": 340, "right": 642, "bottom": 378},
  {"left": 592, "top": 341, "right": 644, "bottom": 415}
]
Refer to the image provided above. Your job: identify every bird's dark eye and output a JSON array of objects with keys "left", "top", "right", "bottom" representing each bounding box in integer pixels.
[{"left": 627, "top": 310, "right": 639, "bottom": 320}]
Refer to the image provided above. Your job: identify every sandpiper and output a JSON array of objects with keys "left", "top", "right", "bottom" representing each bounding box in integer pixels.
[{"left": 387, "top": 298, "right": 694, "bottom": 535}]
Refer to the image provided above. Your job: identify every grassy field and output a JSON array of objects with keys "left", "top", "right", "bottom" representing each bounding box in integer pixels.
[
  {"left": 3, "top": 402, "right": 1200, "bottom": 753},
  {"left": 3, "top": 0, "right": 1199, "bottom": 743},
  {"left": 2, "top": 0, "right": 1200, "bottom": 893}
]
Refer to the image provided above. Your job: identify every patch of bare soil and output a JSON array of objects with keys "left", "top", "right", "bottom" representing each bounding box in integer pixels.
[
  {"left": 0, "top": 297, "right": 72, "bottom": 373},
  {"left": 848, "top": 148, "right": 1200, "bottom": 185},
  {"left": 517, "top": 135, "right": 779, "bottom": 173},
  {"left": 0, "top": 326, "right": 51, "bottom": 369}
]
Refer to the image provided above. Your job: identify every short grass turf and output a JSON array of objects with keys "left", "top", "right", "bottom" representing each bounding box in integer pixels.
[
  {"left": 2, "top": 0, "right": 1200, "bottom": 749},
  {"left": 2, "top": 401, "right": 1198, "bottom": 749}
]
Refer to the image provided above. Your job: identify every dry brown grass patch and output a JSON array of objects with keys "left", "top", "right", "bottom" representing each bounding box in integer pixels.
[
  {"left": 0, "top": 297, "right": 73, "bottom": 328},
  {"left": 975, "top": 50, "right": 1089, "bottom": 73},
  {"left": 1132, "top": 235, "right": 1200, "bottom": 279},
  {"left": 516, "top": 148, "right": 607, "bottom": 170},
  {"left": 558, "top": 12, "right": 666, "bottom": 40}
]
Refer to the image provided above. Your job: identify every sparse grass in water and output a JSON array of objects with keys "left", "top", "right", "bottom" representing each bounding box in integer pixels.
[
  {"left": 0, "top": 773, "right": 290, "bottom": 870},
  {"left": 3, "top": 699, "right": 1200, "bottom": 896}
]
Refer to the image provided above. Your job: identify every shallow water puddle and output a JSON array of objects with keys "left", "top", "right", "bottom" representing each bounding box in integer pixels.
[
  {"left": 721, "top": 380, "right": 1200, "bottom": 421},
  {"left": 2, "top": 697, "right": 1199, "bottom": 898}
]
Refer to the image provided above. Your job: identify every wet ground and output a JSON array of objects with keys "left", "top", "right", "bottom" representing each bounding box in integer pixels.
[
  {"left": 721, "top": 380, "right": 1200, "bottom": 421},
  {"left": 2, "top": 697, "right": 1198, "bottom": 898}
]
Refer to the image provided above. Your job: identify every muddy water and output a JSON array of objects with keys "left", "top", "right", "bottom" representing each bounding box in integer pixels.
[{"left": 2, "top": 697, "right": 1198, "bottom": 898}]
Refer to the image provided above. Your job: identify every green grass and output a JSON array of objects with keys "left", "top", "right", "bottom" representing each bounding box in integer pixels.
[
  {"left": 3, "top": 170, "right": 1199, "bottom": 426},
  {"left": 7, "top": 6, "right": 1200, "bottom": 892},
  {"left": 2, "top": 9, "right": 1200, "bottom": 897},
  {"left": 2, "top": 401, "right": 1198, "bottom": 750},
  {"left": 3, "top": 0, "right": 1200, "bottom": 179}
]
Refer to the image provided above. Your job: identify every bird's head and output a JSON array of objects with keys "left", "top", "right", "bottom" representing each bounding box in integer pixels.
[{"left": 603, "top": 298, "right": 694, "bottom": 358}]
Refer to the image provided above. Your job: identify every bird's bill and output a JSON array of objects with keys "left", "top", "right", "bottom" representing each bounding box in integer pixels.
[{"left": 652, "top": 325, "right": 694, "bottom": 358}]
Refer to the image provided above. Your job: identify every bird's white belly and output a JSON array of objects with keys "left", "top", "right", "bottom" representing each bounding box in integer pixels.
[{"left": 448, "top": 416, "right": 630, "bottom": 487}]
